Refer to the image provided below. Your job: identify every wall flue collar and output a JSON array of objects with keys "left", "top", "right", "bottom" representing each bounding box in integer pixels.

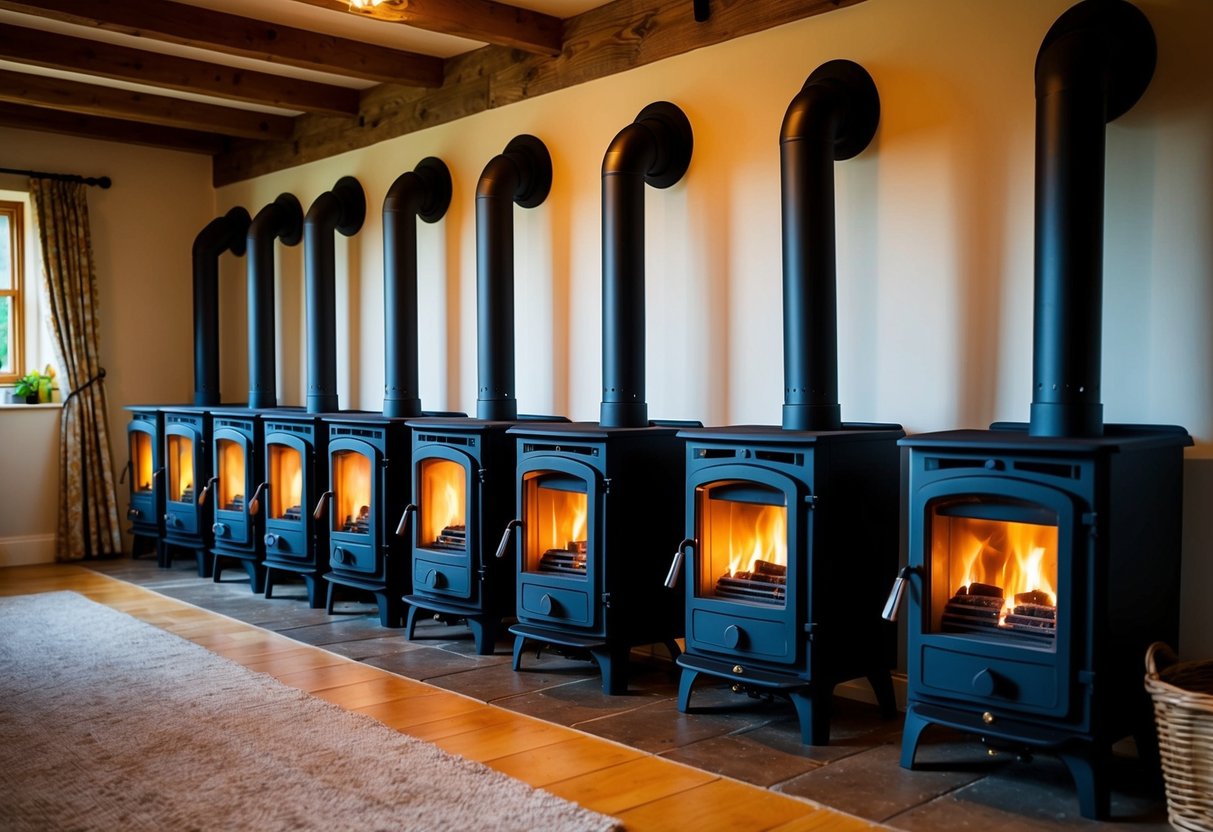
[
  {"left": 475, "top": 135, "right": 552, "bottom": 422},
  {"left": 192, "top": 206, "right": 251, "bottom": 406},
  {"left": 599, "top": 102, "right": 693, "bottom": 429},
  {"left": 779, "top": 60, "right": 879, "bottom": 432},
  {"left": 304, "top": 176, "right": 366, "bottom": 414},
  {"left": 1028, "top": 0, "right": 1155, "bottom": 438},
  {"left": 247, "top": 193, "right": 303, "bottom": 410},
  {"left": 383, "top": 157, "right": 451, "bottom": 418}
]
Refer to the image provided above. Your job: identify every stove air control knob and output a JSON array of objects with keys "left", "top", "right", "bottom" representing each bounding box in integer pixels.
[
  {"left": 333, "top": 547, "right": 349, "bottom": 565},
  {"left": 538, "top": 594, "right": 555, "bottom": 616},
  {"left": 425, "top": 569, "right": 445, "bottom": 589},
  {"left": 128, "top": 507, "right": 142, "bottom": 520},
  {"left": 973, "top": 668, "right": 1000, "bottom": 697},
  {"left": 212, "top": 522, "right": 228, "bottom": 537},
  {"left": 723, "top": 624, "right": 744, "bottom": 649},
  {"left": 264, "top": 533, "right": 279, "bottom": 549}
]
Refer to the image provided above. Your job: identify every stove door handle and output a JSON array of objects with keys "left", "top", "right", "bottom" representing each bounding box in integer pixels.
[
  {"left": 664, "top": 538, "right": 696, "bottom": 589},
  {"left": 198, "top": 476, "right": 219, "bottom": 507},
  {"left": 119, "top": 460, "right": 130, "bottom": 485},
  {"left": 495, "top": 520, "right": 523, "bottom": 560},
  {"left": 396, "top": 504, "right": 416, "bottom": 537},
  {"left": 312, "top": 491, "right": 333, "bottom": 521},
  {"left": 248, "top": 482, "right": 268, "bottom": 517},
  {"left": 882, "top": 566, "right": 916, "bottom": 622}
]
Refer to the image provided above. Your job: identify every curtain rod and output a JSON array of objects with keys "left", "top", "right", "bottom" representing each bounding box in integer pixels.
[{"left": 0, "top": 167, "right": 112, "bottom": 189}]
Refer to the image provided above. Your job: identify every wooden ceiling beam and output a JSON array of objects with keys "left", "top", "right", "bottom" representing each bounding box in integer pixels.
[
  {"left": 0, "top": 69, "right": 296, "bottom": 141},
  {"left": 290, "top": 0, "right": 562, "bottom": 56},
  {"left": 0, "top": 101, "right": 226, "bottom": 155},
  {"left": 0, "top": 23, "right": 359, "bottom": 117},
  {"left": 0, "top": 0, "right": 444, "bottom": 86}
]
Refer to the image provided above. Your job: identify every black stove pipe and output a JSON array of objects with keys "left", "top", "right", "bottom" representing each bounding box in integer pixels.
[
  {"left": 1029, "top": 0, "right": 1155, "bottom": 438},
  {"left": 475, "top": 135, "right": 552, "bottom": 421},
  {"left": 246, "top": 194, "right": 303, "bottom": 410},
  {"left": 304, "top": 177, "right": 366, "bottom": 414},
  {"left": 383, "top": 158, "right": 452, "bottom": 418},
  {"left": 779, "top": 60, "right": 879, "bottom": 432},
  {"left": 599, "top": 102, "right": 693, "bottom": 429},
  {"left": 192, "top": 206, "right": 251, "bottom": 406}
]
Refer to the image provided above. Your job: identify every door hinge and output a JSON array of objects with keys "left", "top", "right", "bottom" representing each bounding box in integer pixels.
[
  {"left": 478, "top": 467, "right": 487, "bottom": 484},
  {"left": 803, "top": 622, "right": 816, "bottom": 639},
  {"left": 603, "top": 477, "right": 612, "bottom": 495},
  {"left": 601, "top": 592, "right": 611, "bottom": 608},
  {"left": 805, "top": 494, "right": 818, "bottom": 508}
]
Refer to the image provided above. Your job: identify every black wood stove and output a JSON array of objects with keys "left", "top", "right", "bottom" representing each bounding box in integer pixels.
[
  {"left": 160, "top": 405, "right": 214, "bottom": 576},
  {"left": 887, "top": 1, "right": 1188, "bottom": 818},
  {"left": 403, "top": 136, "right": 564, "bottom": 655},
  {"left": 505, "top": 103, "right": 697, "bottom": 694},
  {"left": 123, "top": 405, "right": 164, "bottom": 562},
  {"left": 207, "top": 407, "right": 270, "bottom": 592},
  {"left": 261, "top": 412, "right": 329, "bottom": 607},
  {"left": 669, "top": 61, "right": 902, "bottom": 745}
]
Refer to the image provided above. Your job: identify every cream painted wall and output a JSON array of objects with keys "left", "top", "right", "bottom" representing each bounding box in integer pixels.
[{"left": 0, "top": 129, "right": 214, "bottom": 564}]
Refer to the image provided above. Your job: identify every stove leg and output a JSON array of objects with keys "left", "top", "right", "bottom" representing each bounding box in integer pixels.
[
  {"left": 788, "top": 689, "right": 832, "bottom": 745},
  {"left": 590, "top": 646, "right": 629, "bottom": 695},
  {"left": 899, "top": 706, "right": 930, "bottom": 768},
  {"left": 374, "top": 592, "right": 404, "bottom": 628},
  {"left": 196, "top": 549, "right": 213, "bottom": 578},
  {"left": 1058, "top": 747, "right": 1110, "bottom": 820},
  {"left": 676, "top": 667, "right": 699, "bottom": 712},
  {"left": 303, "top": 574, "right": 326, "bottom": 609},
  {"left": 867, "top": 670, "right": 898, "bottom": 719},
  {"left": 325, "top": 582, "right": 337, "bottom": 614},
  {"left": 512, "top": 634, "right": 529, "bottom": 671},
  {"left": 405, "top": 603, "right": 421, "bottom": 640},
  {"left": 264, "top": 567, "right": 277, "bottom": 599},
  {"left": 466, "top": 617, "right": 498, "bottom": 656},
  {"left": 156, "top": 539, "right": 169, "bottom": 568}
]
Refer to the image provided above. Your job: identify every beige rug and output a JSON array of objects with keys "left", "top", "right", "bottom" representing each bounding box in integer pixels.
[{"left": 0, "top": 591, "right": 618, "bottom": 831}]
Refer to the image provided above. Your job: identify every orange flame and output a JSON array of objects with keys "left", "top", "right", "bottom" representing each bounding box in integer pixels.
[
  {"left": 131, "top": 432, "right": 153, "bottom": 492},
  {"left": 954, "top": 519, "right": 1057, "bottom": 621},
  {"left": 216, "top": 439, "right": 246, "bottom": 509},
  {"left": 269, "top": 445, "right": 302, "bottom": 518},
  {"left": 724, "top": 503, "right": 787, "bottom": 577},
  {"left": 540, "top": 490, "right": 587, "bottom": 551},
  {"left": 421, "top": 459, "right": 466, "bottom": 544},
  {"left": 168, "top": 435, "right": 193, "bottom": 500},
  {"left": 333, "top": 451, "right": 371, "bottom": 532}
]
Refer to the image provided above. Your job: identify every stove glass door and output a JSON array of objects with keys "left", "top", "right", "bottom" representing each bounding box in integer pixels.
[
  {"left": 928, "top": 498, "right": 1059, "bottom": 649},
  {"left": 332, "top": 449, "right": 373, "bottom": 536},
  {"left": 524, "top": 473, "right": 589, "bottom": 580},
  {"left": 215, "top": 437, "right": 247, "bottom": 515},
  {"left": 697, "top": 481, "right": 788, "bottom": 608},
  {"left": 268, "top": 442, "right": 304, "bottom": 523},
  {"left": 166, "top": 431, "right": 195, "bottom": 505},
  {"left": 130, "top": 429, "right": 154, "bottom": 496},
  {"left": 419, "top": 458, "right": 467, "bottom": 553}
]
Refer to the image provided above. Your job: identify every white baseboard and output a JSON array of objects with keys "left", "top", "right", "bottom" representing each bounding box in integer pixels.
[{"left": 0, "top": 534, "right": 57, "bottom": 566}]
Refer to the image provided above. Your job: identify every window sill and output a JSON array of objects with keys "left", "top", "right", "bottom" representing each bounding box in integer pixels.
[{"left": 0, "top": 401, "right": 63, "bottom": 410}]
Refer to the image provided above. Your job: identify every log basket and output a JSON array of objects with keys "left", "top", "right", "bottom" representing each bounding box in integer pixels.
[{"left": 1145, "top": 642, "right": 1213, "bottom": 832}]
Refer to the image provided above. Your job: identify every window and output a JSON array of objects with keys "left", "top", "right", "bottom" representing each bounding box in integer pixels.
[{"left": 0, "top": 199, "right": 22, "bottom": 383}]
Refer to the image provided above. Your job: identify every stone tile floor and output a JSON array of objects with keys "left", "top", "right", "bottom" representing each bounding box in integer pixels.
[{"left": 86, "top": 556, "right": 1172, "bottom": 830}]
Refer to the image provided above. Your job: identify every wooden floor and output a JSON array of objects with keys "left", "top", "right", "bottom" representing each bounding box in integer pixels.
[{"left": 0, "top": 563, "right": 882, "bottom": 831}]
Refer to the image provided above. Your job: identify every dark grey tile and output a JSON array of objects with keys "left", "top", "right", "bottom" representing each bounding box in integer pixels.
[
  {"left": 492, "top": 676, "right": 660, "bottom": 723},
  {"left": 575, "top": 694, "right": 783, "bottom": 754},
  {"left": 660, "top": 731, "right": 824, "bottom": 787}
]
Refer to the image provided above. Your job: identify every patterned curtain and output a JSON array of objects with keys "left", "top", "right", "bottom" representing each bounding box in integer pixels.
[{"left": 30, "top": 178, "right": 122, "bottom": 561}]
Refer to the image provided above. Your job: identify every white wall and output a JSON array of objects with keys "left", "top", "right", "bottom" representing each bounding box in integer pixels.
[{"left": 0, "top": 130, "right": 213, "bottom": 564}]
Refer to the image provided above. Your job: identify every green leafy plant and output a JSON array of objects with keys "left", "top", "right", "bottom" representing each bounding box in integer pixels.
[{"left": 13, "top": 365, "right": 54, "bottom": 401}]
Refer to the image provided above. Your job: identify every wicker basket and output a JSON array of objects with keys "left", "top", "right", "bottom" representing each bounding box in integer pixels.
[{"left": 1145, "top": 642, "right": 1213, "bottom": 832}]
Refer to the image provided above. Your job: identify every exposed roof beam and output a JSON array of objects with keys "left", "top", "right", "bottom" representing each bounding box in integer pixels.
[
  {"left": 0, "top": 101, "right": 225, "bottom": 155},
  {"left": 290, "top": 0, "right": 562, "bottom": 56},
  {"left": 0, "top": 0, "right": 445, "bottom": 86},
  {"left": 0, "top": 23, "right": 360, "bottom": 117},
  {"left": 0, "top": 69, "right": 296, "bottom": 141}
]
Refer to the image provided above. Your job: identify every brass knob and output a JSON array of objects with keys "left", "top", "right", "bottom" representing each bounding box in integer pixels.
[
  {"left": 982, "top": 711, "right": 995, "bottom": 725},
  {"left": 987, "top": 748, "right": 999, "bottom": 757},
  {"left": 732, "top": 665, "right": 744, "bottom": 675}
]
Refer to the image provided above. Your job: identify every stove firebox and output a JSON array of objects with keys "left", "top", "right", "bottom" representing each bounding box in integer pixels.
[{"left": 261, "top": 413, "right": 329, "bottom": 607}]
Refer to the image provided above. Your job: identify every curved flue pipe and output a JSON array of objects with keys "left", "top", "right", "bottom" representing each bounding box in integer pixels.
[
  {"left": 1029, "top": 0, "right": 1155, "bottom": 438},
  {"left": 192, "top": 206, "right": 251, "bottom": 406},
  {"left": 383, "top": 158, "right": 452, "bottom": 418},
  {"left": 475, "top": 135, "right": 552, "bottom": 421},
  {"left": 246, "top": 193, "right": 303, "bottom": 410},
  {"left": 304, "top": 177, "right": 366, "bottom": 414},
  {"left": 599, "top": 102, "right": 693, "bottom": 429},
  {"left": 779, "top": 60, "right": 879, "bottom": 432}
]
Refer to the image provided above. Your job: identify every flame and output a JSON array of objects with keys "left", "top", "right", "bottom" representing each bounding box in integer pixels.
[
  {"left": 268, "top": 444, "right": 303, "bottom": 518},
  {"left": 168, "top": 435, "right": 193, "bottom": 500},
  {"left": 953, "top": 518, "right": 1057, "bottom": 621},
  {"left": 131, "top": 432, "right": 153, "bottom": 491},
  {"left": 333, "top": 450, "right": 372, "bottom": 533},
  {"left": 537, "top": 488, "right": 587, "bottom": 552},
  {"left": 421, "top": 459, "right": 466, "bottom": 544},
  {"left": 217, "top": 439, "right": 246, "bottom": 509},
  {"left": 722, "top": 502, "right": 787, "bottom": 577}
]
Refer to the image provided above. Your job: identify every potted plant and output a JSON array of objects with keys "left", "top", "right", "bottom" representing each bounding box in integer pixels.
[{"left": 13, "top": 365, "right": 54, "bottom": 404}]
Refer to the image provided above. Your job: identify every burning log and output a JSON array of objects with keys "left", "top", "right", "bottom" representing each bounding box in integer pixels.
[
  {"left": 224, "top": 494, "right": 245, "bottom": 513},
  {"left": 179, "top": 487, "right": 195, "bottom": 504},
  {"left": 941, "top": 582, "right": 1056, "bottom": 642},
  {"left": 433, "top": 524, "right": 467, "bottom": 550},
  {"left": 540, "top": 541, "right": 587, "bottom": 574},
  {"left": 342, "top": 505, "right": 370, "bottom": 534},
  {"left": 283, "top": 505, "right": 303, "bottom": 522},
  {"left": 715, "top": 559, "right": 787, "bottom": 606}
]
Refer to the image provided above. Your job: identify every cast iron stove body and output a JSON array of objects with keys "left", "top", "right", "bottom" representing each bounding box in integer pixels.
[
  {"left": 206, "top": 407, "right": 273, "bottom": 592},
  {"left": 898, "top": 423, "right": 1188, "bottom": 818},
  {"left": 260, "top": 411, "right": 329, "bottom": 607},
  {"left": 160, "top": 405, "right": 214, "bottom": 577},
  {"left": 675, "top": 423, "right": 903, "bottom": 744},
  {"left": 507, "top": 421, "right": 690, "bottom": 693},
  {"left": 123, "top": 405, "right": 165, "bottom": 562}
]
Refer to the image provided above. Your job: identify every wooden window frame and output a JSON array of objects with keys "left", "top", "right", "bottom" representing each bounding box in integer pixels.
[{"left": 0, "top": 199, "right": 24, "bottom": 384}]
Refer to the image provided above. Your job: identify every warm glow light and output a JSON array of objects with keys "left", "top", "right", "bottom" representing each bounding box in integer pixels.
[
  {"left": 420, "top": 459, "right": 466, "bottom": 546},
  {"left": 268, "top": 445, "right": 303, "bottom": 519},
  {"left": 725, "top": 503, "right": 787, "bottom": 577},
  {"left": 955, "top": 519, "right": 1058, "bottom": 622},
  {"left": 168, "top": 435, "right": 193, "bottom": 501},
  {"left": 217, "top": 439, "right": 246, "bottom": 511},
  {"left": 348, "top": 0, "right": 385, "bottom": 8},
  {"left": 333, "top": 451, "right": 372, "bottom": 534},
  {"left": 131, "top": 432, "right": 153, "bottom": 492}
]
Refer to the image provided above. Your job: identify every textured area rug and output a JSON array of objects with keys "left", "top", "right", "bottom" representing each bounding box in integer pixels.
[{"left": 0, "top": 592, "right": 618, "bottom": 831}]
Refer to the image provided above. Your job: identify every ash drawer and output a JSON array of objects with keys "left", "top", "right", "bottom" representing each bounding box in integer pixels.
[
  {"left": 689, "top": 608, "right": 792, "bottom": 663},
  {"left": 413, "top": 557, "right": 471, "bottom": 599},
  {"left": 520, "top": 583, "right": 591, "bottom": 626},
  {"left": 330, "top": 540, "right": 377, "bottom": 576},
  {"left": 920, "top": 644, "right": 1064, "bottom": 715}
]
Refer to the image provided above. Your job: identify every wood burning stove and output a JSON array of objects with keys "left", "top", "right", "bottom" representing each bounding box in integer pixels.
[
  {"left": 261, "top": 412, "right": 328, "bottom": 607},
  {"left": 161, "top": 406, "right": 213, "bottom": 577},
  {"left": 886, "top": 1, "right": 1188, "bottom": 818},
  {"left": 506, "top": 103, "right": 697, "bottom": 693},
  {"left": 668, "top": 61, "right": 901, "bottom": 745},
  {"left": 208, "top": 408, "right": 268, "bottom": 592},
  {"left": 123, "top": 405, "right": 164, "bottom": 562},
  {"left": 402, "top": 137, "right": 564, "bottom": 655}
]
